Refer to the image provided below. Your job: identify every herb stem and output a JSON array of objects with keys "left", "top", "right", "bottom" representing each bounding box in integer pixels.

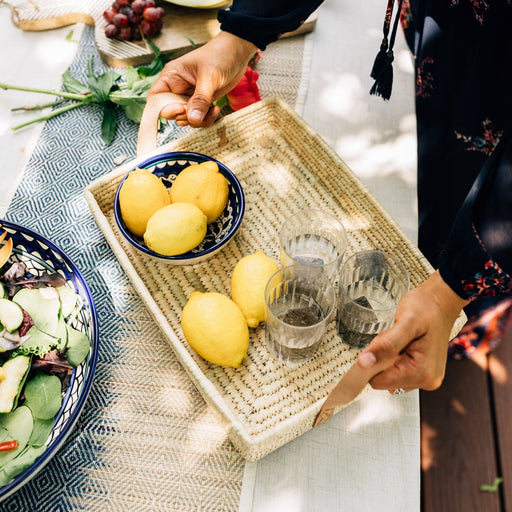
[
  {"left": 11, "top": 102, "right": 89, "bottom": 131},
  {"left": 0, "top": 82, "right": 92, "bottom": 102},
  {"left": 11, "top": 99, "right": 66, "bottom": 112}
]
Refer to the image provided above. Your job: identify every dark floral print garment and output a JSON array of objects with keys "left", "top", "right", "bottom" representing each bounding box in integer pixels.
[{"left": 219, "top": 0, "right": 512, "bottom": 356}]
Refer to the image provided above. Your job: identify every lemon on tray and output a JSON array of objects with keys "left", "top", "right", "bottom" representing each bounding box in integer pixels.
[
  {"left": 181, "top": 291, "right": 249, "bottom": 368},
  {"left": 118, "top": 168, "right": 170, "bottom": 237},
  {"left": 170, "top": 160, "right": 229, "bottom": 224},
  {"left": 144, "top": 203, "right": 207, "bottom": 256},
  {"left": 231, "top": 251, "right": 279, "bottom": 328}
]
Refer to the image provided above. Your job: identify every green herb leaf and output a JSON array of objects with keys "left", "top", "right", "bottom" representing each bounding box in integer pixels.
[
  {"left": 480, "top": 477, "right": 503, "bottom": 492},
  {"left": 136, "top": 39, "right": 167, "bottom": 78},
  {"left": 0, "top": 445, "right": 46, "bottom": 487},
  {"left": 27, "top": 415, "right": 54, "bottom": 447},
  {"left": 65, "top": 325, "right": 90, "bottom": 367},
  {"left": 23, "top": 373, "right": 62, "bottom": 420},
  {"left": 65, "top": 30, "right": 78, "bottom": 43},
  {"left": 109, "top": 75, "right": 158, "bottom": 123},
  {"left": 183, "top": 36, "right": 198, "bottom": 50},
  {"left": 62, "top": 69, "right": 89, "bottom": 95},
  {"left": 101, "top": 104, "right": 117, "bottom": 146},
  {"left": 87, "top": 57, "right": 121, "bottom": 104},
  {"left": 125, "top": 66, "right": 141, "bottom": 89},
  {"left": 213, "top": 95, "right": 229, "bottom": 110}
]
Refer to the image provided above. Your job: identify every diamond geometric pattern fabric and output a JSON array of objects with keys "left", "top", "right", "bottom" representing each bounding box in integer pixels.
[
  {"left": 0, "top": 25, "right": 311, "bottom": 510},
  {"left": 0, "top": 27, "right": 244, "bottom": 511}
]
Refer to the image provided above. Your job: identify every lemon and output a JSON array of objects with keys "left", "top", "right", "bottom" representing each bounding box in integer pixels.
[
  {"left": 231, "top": 251, "right": 279, "bottom": 328},
  {"left": 170, "top": 161, "right": 229, "bottom": 224},
  {"left": 119, "top": 168, "right": 170, "bottom": 237},
  {"left": 181, "top": 291, "right": 249, "bottom": 367},
  {"left": 143, "top": 203, "right": 207, "bottom": 256}
]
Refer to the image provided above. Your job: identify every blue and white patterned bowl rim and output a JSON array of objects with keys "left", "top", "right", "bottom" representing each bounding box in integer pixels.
[
  {"left": 114, "top": 151, "right": 245, "bottom": 263},
  {"left": 0, "top": 220, "right": 99, "bottom": 502}
]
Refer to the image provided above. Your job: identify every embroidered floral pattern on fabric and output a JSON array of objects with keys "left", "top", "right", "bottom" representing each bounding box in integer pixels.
[
  {"left": 400, "top": 0, "right": 412, "bottom": 30},
  {"left": 461, "top": 225, "right": 512, "bottom": 299},
  {"left": 416, "top": 57, "right": 434, "bottom": 98},
  {"left": 450, "top": 0, "right": 490, "bottom": 24},
  {"left": 455, "top": 119, "right": 503, "bottom": 155},
  {"left": 469, "top": 0, "right": 490, "bottom": 25},
  {"left": 448, "top": 297, "right": 512, "bottom": 359}
]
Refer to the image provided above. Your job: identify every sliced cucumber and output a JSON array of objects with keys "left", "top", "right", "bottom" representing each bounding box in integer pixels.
[
  {"left": 57, "top": 286, "right": 78, "bottom": 319},
  {"left": 0, "top": 283, "right": 7, "bottom": 299},
  {"left": 13, "top": 288, "right": 60, "bottom": 336},
  {"left": 0, "top": 356, "right": 31, "bottom": 414},
  {"left": 0, "top": 298, "right": 23, "bottom": 334}
]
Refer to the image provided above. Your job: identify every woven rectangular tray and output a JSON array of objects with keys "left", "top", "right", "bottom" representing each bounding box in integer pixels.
[{"left": 85, "top": 98, "right": 465, "bottom": 461}]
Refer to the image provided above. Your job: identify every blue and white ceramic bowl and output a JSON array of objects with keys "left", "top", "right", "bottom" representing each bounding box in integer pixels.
[
  {"left": 0, "top": 221, "right": 98, "bottom": 502},
  {"left": 114, "top": 151, "right": 245, "bottom": 265}
]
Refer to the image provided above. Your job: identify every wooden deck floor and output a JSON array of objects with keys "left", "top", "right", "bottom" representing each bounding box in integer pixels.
[{"left": 421, "top": 325, "right": 512, "bottom": 511}]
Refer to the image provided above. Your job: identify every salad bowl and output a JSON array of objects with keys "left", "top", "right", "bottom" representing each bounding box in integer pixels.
[
  {"left": 0, "top": 221, "right": 98, "bottom": 502},
  {"left": 113, "top": 151, "right": 245, "bottom": 265}
]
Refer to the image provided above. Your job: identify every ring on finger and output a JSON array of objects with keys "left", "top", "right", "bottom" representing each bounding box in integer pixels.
[{"left": 393, "top": 388, "right": 406, "bottom": 396}]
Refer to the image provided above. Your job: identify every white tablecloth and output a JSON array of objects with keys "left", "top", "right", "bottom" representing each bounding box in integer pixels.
[{"left": 0, "top": 1, "right": 420, "bottom": 510}]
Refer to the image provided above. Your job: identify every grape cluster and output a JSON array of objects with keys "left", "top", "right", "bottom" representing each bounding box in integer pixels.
[{"left": 104, "top": 0, "right": 165, "bottom": 41}]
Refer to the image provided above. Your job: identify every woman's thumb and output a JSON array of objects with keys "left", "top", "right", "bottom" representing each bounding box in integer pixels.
[{"left": 187, "top": 76, "right": 216, "bottom": 125}]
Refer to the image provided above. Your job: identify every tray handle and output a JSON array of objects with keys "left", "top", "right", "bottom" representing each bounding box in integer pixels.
[{"left": 137, "top": 92, "right": 189, "bottom": 157}]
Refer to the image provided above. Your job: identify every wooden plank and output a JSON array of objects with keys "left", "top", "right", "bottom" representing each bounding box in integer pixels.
[
  {"left": 420, "top": 356, "right": 501, "bottom": 512},
  {"left": 489, "top": 324, "right": 512, "bottom": 511},
  {"left": 14, "top": 0, "right": 318, "bottom": 67}
]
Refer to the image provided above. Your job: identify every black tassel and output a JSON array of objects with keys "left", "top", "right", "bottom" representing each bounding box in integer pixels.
[
  {"left": 370, "top": 50, "right": 394, "bottom": 100},
  {"left": 370, "top": 0, "right": 403, "bottom": 101},
  {"left": 370, "top": 38, "right": 388, "bottom": 80}
]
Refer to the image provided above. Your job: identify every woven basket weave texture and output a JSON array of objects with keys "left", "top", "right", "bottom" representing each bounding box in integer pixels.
[{"left": 86, "top": 97, "right": 462, "bottom": 461}]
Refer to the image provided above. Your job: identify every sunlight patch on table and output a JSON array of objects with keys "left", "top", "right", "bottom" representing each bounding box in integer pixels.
[
  {"left": 345, "top": 390, "right": 408, "bottom": 432},
  {"left": 335, "top": 129, "right": 416, "bottom": 184},
  {"left": 318, "top": 72, "right": 366, "bottom": 122},
  {"left": 185, "top": 407, "right": 228, "bottom": 457},
  {"left": 157, "top": 382, "right": 193, "bottom": 416},
  {"left": 254, "top": 486, "right": 304, "bottom": 512}
]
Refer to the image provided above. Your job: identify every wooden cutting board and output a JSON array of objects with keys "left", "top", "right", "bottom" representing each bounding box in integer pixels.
[{"left": 12, "top": 0, "right": 317, "bottom": 67}]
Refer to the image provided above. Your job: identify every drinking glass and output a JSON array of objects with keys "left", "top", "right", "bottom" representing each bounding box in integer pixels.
[
  {"left": 265, "top": 265, "right": 336, "bottom": 364},
  {"left": 279, "top": 209, "right": 347, "bottom": 279},
  {"left": 337, "top": 250, "right": 410, "bottom": 348}
]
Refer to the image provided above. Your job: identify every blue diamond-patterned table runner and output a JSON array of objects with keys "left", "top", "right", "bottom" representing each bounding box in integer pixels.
[{"left": 0, "top": 26, "right": 201, "bottom": 511}]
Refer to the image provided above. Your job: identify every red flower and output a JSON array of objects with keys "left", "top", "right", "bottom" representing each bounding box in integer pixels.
[{"left": 226, "top": 66, "right": 261, "bottom": 111}]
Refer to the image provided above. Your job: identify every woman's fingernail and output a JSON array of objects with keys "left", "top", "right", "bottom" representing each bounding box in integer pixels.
[
  {"left": 189, "top": 109, "right": 204, "bottom": 123},
  {"left": 359, "top": 351, "right": 377, "bottom": 369}
]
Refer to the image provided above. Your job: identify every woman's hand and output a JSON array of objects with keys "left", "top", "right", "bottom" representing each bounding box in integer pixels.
[
  {"left": 148, "top": 31, "right": 258, "bottom": 127},
  {"left": 357, "top": 270, "right": 469, "bottom": 392}
]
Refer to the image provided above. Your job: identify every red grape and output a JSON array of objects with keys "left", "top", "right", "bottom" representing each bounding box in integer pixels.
[
  {"left": 103, "top": 7, "right": 117, "bottom": 23},
  {"left": 131, "top": 0, "right": 146, "bottom": 14},
  {"left": 128, "top": 11, "right": 141, "bottom": 24},
  {"left": 113, "top": 12, "right": 129, "bottom": 27},
  {"left": 142, "top": 7, "right": 160, "bottom": 22},
  {"left": 131, "top": 27, "right": 143, "bottom": 40},
  {"left": 119, "top": 26, "right": 133, "bottom": 40},
  {"left": 140, "top": 19, "right": 157, "bottom": 37},
  {"left": 104, "top": 0, "right": 164, "bottom": 41},
  {"left": 104, "top": 24, "right": 120, "bottom": 39}
]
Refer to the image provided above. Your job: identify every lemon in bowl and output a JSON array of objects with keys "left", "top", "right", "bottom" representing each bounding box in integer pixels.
[
  {"left": 118, "top": 168, "right": 170, "bottom": 237},
  {"left": 114, "top": 152, "right": 245, "bottom": 264}
]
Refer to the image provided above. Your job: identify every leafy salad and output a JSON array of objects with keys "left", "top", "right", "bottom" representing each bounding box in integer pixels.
[{"left": 0, "top": 233, "right": 90, "bottom": 487}]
